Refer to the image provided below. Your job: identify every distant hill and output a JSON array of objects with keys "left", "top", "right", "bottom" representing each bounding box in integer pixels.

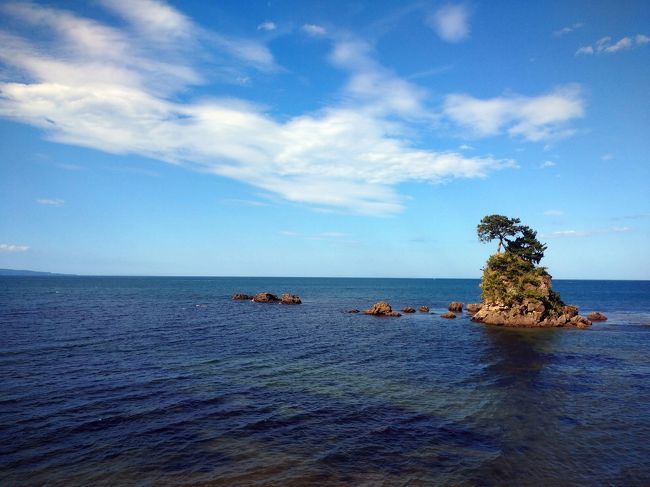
[{"left": 0, "top": 268, "right": 69, "bottom": 276}]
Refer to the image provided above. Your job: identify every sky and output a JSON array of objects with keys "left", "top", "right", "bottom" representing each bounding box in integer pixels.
[{"left": 0, "top": 0, "right": 649, "bottom": 279}]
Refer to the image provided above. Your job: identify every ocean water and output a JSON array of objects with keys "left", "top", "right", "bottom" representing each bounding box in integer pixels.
[{"left": 1, "top": 277, "right": 650, "bottom": 486}]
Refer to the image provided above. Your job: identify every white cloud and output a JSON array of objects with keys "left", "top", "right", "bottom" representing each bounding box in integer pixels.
[
  {"left": 576, "top": 34, "right": 649, "bottom": 56},
  {"left": 575, "top": 46, "right": 594, "bottom": 56},
  {"left": 543, "top": 209, "right": 564, "bottom": 216},
  {"left": 444, "top": 86, "right": 584, "bottom": 141},
  {"left": 553, "top": 22, "right": 584, "bottom": 37},
  {"left": 302, "top": 24, "right": 326, "bottom": 36},
  {"left": 541, "top": 160, "right": 556, "bottom": 168},
  {"left": 543, "top": 227, "right": 630, "bottom": 238},
  {"left": 37, "top": 198, "right": 65, "bottom": 206},
  {"left": 0, "top": 1, "right": 515, "bottom": 216},
  {"left": 0, "top": 243, "right": 29, "bottom": 252},
  {"left": 428, "top": 4, "right": 470, "bottom": 43},
  {"left": 257, "top": 21, "right": 276, "bottom": 31}
]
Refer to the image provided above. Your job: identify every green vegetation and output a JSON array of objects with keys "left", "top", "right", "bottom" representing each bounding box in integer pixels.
[
  {"left": 478, "top": 215, "right": 564, "bottom": 314},
  {"left": 477, "top": 214, "right": 547, "bottom": 265}
]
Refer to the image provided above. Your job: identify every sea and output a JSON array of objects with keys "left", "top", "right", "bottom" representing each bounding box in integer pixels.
[{"left": 1, "top": 277, "right": 649, "bottom": 486}]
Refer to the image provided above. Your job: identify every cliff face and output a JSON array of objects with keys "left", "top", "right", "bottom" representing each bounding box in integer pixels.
[{"left": 472, "top": 253, "right": 591, "bottom": 328}]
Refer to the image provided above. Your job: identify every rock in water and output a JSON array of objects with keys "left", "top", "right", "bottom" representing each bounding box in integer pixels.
[
  {"left": 419, "top": 306, "right": 430, "bottom": 313},
  {"left": 348, "top": 309, "right": 360, "bottom": 314},
  {"left": 472, "top": 252, "right": 590, "bottom": 328},
  {"left": 363, "top": 301, "right": 401, "bottom": 317},
  {"left": 587, "top": 312, "right": 607, "bottom": 321},
  {"left": 441, "top": 311, "right": 456, "bottom": 319},
  {"left": 232, "top": 293, "right": 253, "bottom": 300},
  {"left": 280, "top": 293, "right": 301, "bottom": 305},
  {"left": 401, "top": 307, "right": 416, "bottom": 313},
  {"left": 448, "top": 302, "right": 464, "bottom": 312},
  {"left": 466, "top": 303, "right": 483, "bottom": 314},
  {"left": 252, "top": 292, "right": 280, "bottom": 303},
  {"left": 571, "top": 315, "right": 592, "bottom": 329}
]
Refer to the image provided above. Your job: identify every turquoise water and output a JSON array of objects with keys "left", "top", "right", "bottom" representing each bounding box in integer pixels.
[{"left": 1, "top": 277, "right": 650, "bottom": 485}]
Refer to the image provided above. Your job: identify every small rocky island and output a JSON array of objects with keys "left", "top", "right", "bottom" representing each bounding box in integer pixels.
[{"left": 469, "top": 215, "right": 592, "bottom": 329}]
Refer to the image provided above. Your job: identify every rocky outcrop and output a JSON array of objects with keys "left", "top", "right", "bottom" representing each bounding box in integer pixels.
[
  {"left": 252, "top": 292, "right": 280, "bottom": 303},
  {"left": 472, "top": 303, "right": 585, "bottom": 328},
  {"left": 448, "top": 302, "right": 464, "bottom": 312},
  {"left": 587, "top": 312, "right": 607, "bottom": 321},
  {"left": 441, "top": 311, "right": 456, "bottom": 319},
  {"left": 401, "top": 307, "right": 416, "bottom": 313},
  {"left": 466, "top": 303, "right": 483, "bottom": 314},
  {"left": 473, "top": 252, "right": 592, "bottom": 329},
  {"left": 419, "top": 306, "right": 429, "bottom": 313},
  {"left": 232, "top": 293, "right": 253, "bottom": 300},
  {"left": 280, "top": 293, "right": 301, "bottom": 305},
  {"left": 571, "top": 315, "right": 592, "bottom": 329},
  {"left": 363, "top": 301, "right": 401, "bottom": 317}
]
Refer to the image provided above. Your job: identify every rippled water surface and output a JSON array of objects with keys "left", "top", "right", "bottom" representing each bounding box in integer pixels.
[{"left": 1, "top": 277, "right": 650, "bottom": 486}]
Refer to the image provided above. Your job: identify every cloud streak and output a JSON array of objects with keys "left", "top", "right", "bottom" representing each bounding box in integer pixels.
[
  {"left": 443, "top": 86, "right": 584, "bottom": 141},
  {"left": 37, "top": 198, "right": 65, "bottom": 206},
  {"left": 0, "top": 243, "right": 29, "bottom": 252},
  {"left": 542, "top": 227, "right": 630, "bottom": 238},
  {"left": 576, "top": 34, "right": 649, "bottom": 56},
  {"left": 0, "top": 1, "right": 547, "bottom": 215}
]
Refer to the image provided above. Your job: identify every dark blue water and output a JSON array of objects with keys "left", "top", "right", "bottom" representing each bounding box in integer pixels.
[{"left": 1, "top": 277, "right": 650, "bottom": 486}]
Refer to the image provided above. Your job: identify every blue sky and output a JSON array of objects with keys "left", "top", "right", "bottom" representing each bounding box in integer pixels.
[{"left": 0, "top": 0, "right": 648, "bottom": 278}]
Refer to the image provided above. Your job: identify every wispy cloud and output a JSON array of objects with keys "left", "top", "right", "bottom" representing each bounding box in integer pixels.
[
  {"left": 302, "top": 24, "right": 326, "bottom": 36},
  {"left": 444, "top": 85, "right": 584, "bottom": 141},
  {"left": 0, "top": 1, "right": 514, "bottom": 215},
  {"left": 36, "top": 198, "right": 64, "bottom": 206},
  {"left": 543, "top": 209, "right": 564, "bottom": 216},
  {"left": 221, "top": 198, "right": 269, "bottom": 207},
  {"left": 540, "top": 160, "right": 557, "bottom": 168},
  {"left": 553, "top": 22, "right": 583, "bottom": 37},
  {"left": 542, "top": 227, "right": 630, "bottom": 238},
  {"left": 280, "top": 230, "right": 350, "bottom": 241},
  {"left": 428, "top": 4, "right": 470, "bottom": 43},
  {"left": 576, "top": 34, "right": 649, "bottom": 56},
  {"left": 257, "top": 21, "right": 276, "bottom": 31},
  {"left": 601, "top": 153, "right": 614, "bottom": 161},
  {"left": 0, "top": 243, "right": 29, "bottom": 252}
]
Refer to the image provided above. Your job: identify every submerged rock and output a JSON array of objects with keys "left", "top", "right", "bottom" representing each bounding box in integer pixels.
[
  {"left": 441, "top": 311, "right": 456, "bottom": 319},
  {"left": 363, "top": 301, "right": 401, "bottom": 317},
  {"left": 401, "top": 307, "right": 416, "bottom": 313},
  {"left": 448, "top": 302, "right": 464, "bottom": 312},
  {"left": 466, "top": 303, "right": 483, "bottom": 314},
  {"left": 587, "top": 312, "right": 607, "bottom": 321},
  {"left": 348, "top": 309, "right": 360, "bottom": 314},
  {"left": 232, "top": 293, "right": 253, "bottom": 300},
  {"left": 252, "top": 292, "right": 280, "bottom": 303},
  {"left": 419, "top": 306, "right": 430, "bottom": 313},
  {"left": 280, "top": 293, "right": 301, "bottom": 305}
]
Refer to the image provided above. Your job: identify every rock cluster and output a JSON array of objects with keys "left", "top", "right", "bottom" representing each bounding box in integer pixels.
[
  {"left": 448, "top": 302, "right": 464, "bottom": 312},
  {"left": 232, "top": 293, "right": 252, "bottom": 300},
  {"left": 280, "top": 293, "right": 302, "bottom": 305},
  {"left": 363, "top": 301, "right": 401, "bottom": 317},
  {"left": 419, "top": 306, "right": 429, "bottom": 313},
  {"left": 587, "top": 312, "right": 607, "bottom": 321},
  {"left": 233, "top": 292, "right": 302, "bottom": 304},
  {"left": 466, "top": 303, "right": 483, "bottom": 314},
  {"left": 472, "top": 302, "right": 590, "bottom": 328}
]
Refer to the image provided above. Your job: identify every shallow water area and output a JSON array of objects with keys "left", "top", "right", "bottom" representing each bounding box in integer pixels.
[{"left": 1, "top": 277, "right": 650, "bottom": 485}]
